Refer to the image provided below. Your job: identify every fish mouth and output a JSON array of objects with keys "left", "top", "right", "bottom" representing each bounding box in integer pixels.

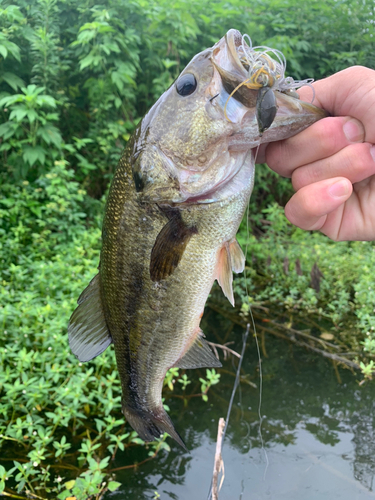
[{"left": 211, "top": 29, "right": 327, "bottom": 146}]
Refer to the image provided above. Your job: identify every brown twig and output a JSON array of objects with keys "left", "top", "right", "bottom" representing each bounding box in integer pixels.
[
  {"left": 212, "top": 418, "right": 225, "bottom": 500},
  {"left": 207, "top": 303, "right": 359, "bottom": 371},
  {"left": 1, "top": 491, "right": 29, "bottom": 499},
  {"left": 207, "top": 341, "right": 241, "bottom": 360},
  {"left": 108, "top": 445, "right": 161, "bottom": 472}
]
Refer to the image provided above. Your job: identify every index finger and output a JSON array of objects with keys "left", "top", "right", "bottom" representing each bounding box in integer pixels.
[{"left": 298, "top": 66, "right": 375, "bottom": 144}]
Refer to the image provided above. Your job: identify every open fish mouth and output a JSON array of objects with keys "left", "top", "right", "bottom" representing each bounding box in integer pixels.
[{"left": 210, "top": 29, "right": 327, "bottom": 142}]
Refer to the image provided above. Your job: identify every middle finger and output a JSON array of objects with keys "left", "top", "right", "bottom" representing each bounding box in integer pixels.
[
  {"left": 292, "top": 142, "right": 375, "bottom": 190},
  {"left": 265, "top": 116, "right": 365, "bottom": 177}
]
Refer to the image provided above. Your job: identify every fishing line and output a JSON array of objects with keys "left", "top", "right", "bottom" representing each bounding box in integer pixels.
[
  {"left": 207, "top": 150, "right": 266, "bottom": 500},
  {"left": 253, "top": 144, "right": 261, "bottom": 165},
  {"left": 253, "top": 315, "right": 269, "bottom": 480},
  {"left": 244, "top": 148, "right": 269, "bottom": 481},
  {"left": 250, "top": 146, "right": 269, "bottom": 479}
]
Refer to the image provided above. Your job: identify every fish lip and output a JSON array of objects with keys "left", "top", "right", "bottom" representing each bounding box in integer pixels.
[
  {"left": 260, "top": 89, "right": 328, "bottom": 141},
  {"left": 211, "top": 29, "right": 258, "bottom": 109},
  {"left": 223, "top": 29, "right": 249, "bottom": 80},
  {"left": 211, "top": 30, "right": 328, "bottom": 139},
  {"left": 211, "top": 29, "right": 248, "bottom": 81}
]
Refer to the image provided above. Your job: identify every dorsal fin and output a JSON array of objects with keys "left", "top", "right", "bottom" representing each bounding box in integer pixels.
[
  {"left": 68, "top": 274, "right": 112, "bottom": 362},
  {"left": 150, "top": 208, "right": 197, "bottom": 282},
  {"left": 174, "top": 331, "right": 222, "bottom": 369}
]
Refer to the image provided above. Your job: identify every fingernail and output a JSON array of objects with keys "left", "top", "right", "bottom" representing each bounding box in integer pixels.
[
  {"left": 343, "top": 119, "right": 364, "bottom": 143},
  {"left": 371, "top": 145, "right": 375, "bottom": 162},
  {"left": 328, "top": 180, "right": 351, "bottom": 199}
]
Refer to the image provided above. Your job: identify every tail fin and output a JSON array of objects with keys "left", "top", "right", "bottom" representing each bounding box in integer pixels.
[{"left": 124, "top": 405, "right": 187, "bottom": 451}]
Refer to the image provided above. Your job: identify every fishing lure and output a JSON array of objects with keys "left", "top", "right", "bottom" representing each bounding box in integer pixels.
[{"left": 224, "top": 34, "right": 315, "bottom": 134}]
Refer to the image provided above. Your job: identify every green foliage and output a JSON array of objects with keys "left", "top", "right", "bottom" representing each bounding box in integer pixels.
[
  {"left": 236, "top": 203, "right": 375, "bottom": 359},
  {"left": 1, "top": 0, "right": 375, "bottom": 496},
  {"left": 0, "top": 0, "right": 373, "bottom": 193},
  {"left": 199, "top": 369, "right": 221, "bottom": 402},
  {"left": 359, "top": 360, "right": 375, "bottom": 380},
  {"left": 0, "top": 167, "right": 220, "bottom": 497},
  {"left": 0, "top": 84, "right": 63, "bottom": 179}
]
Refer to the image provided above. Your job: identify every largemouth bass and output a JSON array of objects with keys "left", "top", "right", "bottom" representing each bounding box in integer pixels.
[{"left": 68, "top": 30, "right": 326, "bottom": 449}]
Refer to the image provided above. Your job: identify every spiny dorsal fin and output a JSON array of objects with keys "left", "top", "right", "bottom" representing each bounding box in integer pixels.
[
  {"left": 217, "top": 243, "right": 234, "bottom": 306},
  {"left": 229, "top": 238, "right": 245, "bottom": 273},
  {"left": 68, "top": 274, "right": 112, "bottom": 362},
  {"left": 175, "top": 331, "right": 222, "bottom": 369},
  {"left": 150, "top": 208, "right": 197, "bottom": 282}
]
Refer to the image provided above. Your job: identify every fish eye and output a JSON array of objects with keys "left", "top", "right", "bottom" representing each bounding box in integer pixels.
[{"left": 176, "top": 73, "right": 197, "bottom": 96}]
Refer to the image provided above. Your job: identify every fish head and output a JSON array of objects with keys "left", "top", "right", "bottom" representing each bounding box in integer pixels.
[{"left": 133, "top": 29, "right": 327, "bottom": 203}]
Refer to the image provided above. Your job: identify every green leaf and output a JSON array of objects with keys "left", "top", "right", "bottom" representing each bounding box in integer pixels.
[
  {"left": 99, "top": 456, "right": 110, "bottom": 469},
  {"left": 37, "top": 125, "right": 63, "bottom": 147},
  {"left": 0, "top": 121, "right": 17, "bottom": 140},
  {"left": 108, "top": 481, "right": 121, "bottom": 492},
  {"left": 23, "top": 146, "right": 46, "bottom": 167},
  {"left": 64, "top": 479, "right": 75, "bottom": 490},
  {"left": 26, "top": 109, "right": 38, "bottom": 123},
  {"left": 79, "top": 53, "right": 94, "bottom": 70},
  {"left": 0, "top": 93, "right": 22, "bottom": 107},
  {"left": 37, "top": 95, "right": 56, "bottom": 108},
  {"left": 29, "top": 206, "right": 42, "bottom": 218},
  {"left": 9, "top": 106, "right": 28, "bottom": 122},
  {"left": 1, "top": 72, "right": 24, "bottom": 91},
  {"left": 0, "top": 45, "right": 8, "bottom": 59},
  {"left": 111, "top": 71, "right": 124, "bottom": 92}
]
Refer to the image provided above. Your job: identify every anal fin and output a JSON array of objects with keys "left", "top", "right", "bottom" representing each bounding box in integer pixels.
[
  {"left": 175, "top": 331, "right": 222, "bottom": 369},
  {"left": 68, "top": 274, "right": 112, "bottom": 362}
]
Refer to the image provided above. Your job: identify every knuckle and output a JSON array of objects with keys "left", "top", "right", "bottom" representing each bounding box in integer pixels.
[
  {"left": 343, "top": 65, "right": 375, "bottom": 80},
  {"left": 315, "top": 118, "right": 343, "bottom": 154},
  {"left": 285, "top": 190, "right": 312, "bottom": 226},
  {"left": 343, "top": 143, "right": 371, "bottom": 175},
  {"left": 265, "top": 140, "right": 288, "bottom": 171}
]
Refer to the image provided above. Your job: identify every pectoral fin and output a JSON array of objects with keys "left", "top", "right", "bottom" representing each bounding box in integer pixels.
[
  {"left": 175, "top": 331, "right": 222, "bottom": 369},
  {"left": 229, "top": 238, "right": 245, "bottom": 273},
  {"left": 68, "top": 274, "right": 112, "bottom": 362},
  {"left": 216, "top": 239, "right": 245, "bottom": 306},
  {"left": 150, "top": 209, "right": 197, "bottom": 282},
  {"left": 217, "top": 243, "right": 235, "bottom": 306}
]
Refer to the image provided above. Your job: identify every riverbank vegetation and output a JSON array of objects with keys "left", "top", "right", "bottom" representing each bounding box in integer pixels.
[{"left": 1, "top": 0, "right": 375, "bottom": 497}]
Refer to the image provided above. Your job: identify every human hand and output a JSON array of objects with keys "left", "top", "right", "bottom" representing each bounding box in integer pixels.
[{"left": 258, "top": 66, "right": 375, "bottom": 241}]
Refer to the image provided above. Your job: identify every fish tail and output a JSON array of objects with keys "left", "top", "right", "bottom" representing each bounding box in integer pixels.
[{"left": 123, "top": 405, "right": 187, "bottom": 451}]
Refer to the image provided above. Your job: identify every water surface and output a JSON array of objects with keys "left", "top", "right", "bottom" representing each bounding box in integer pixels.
[{"left": 108, "top": 318, "right": 375, "bottom": 500}]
